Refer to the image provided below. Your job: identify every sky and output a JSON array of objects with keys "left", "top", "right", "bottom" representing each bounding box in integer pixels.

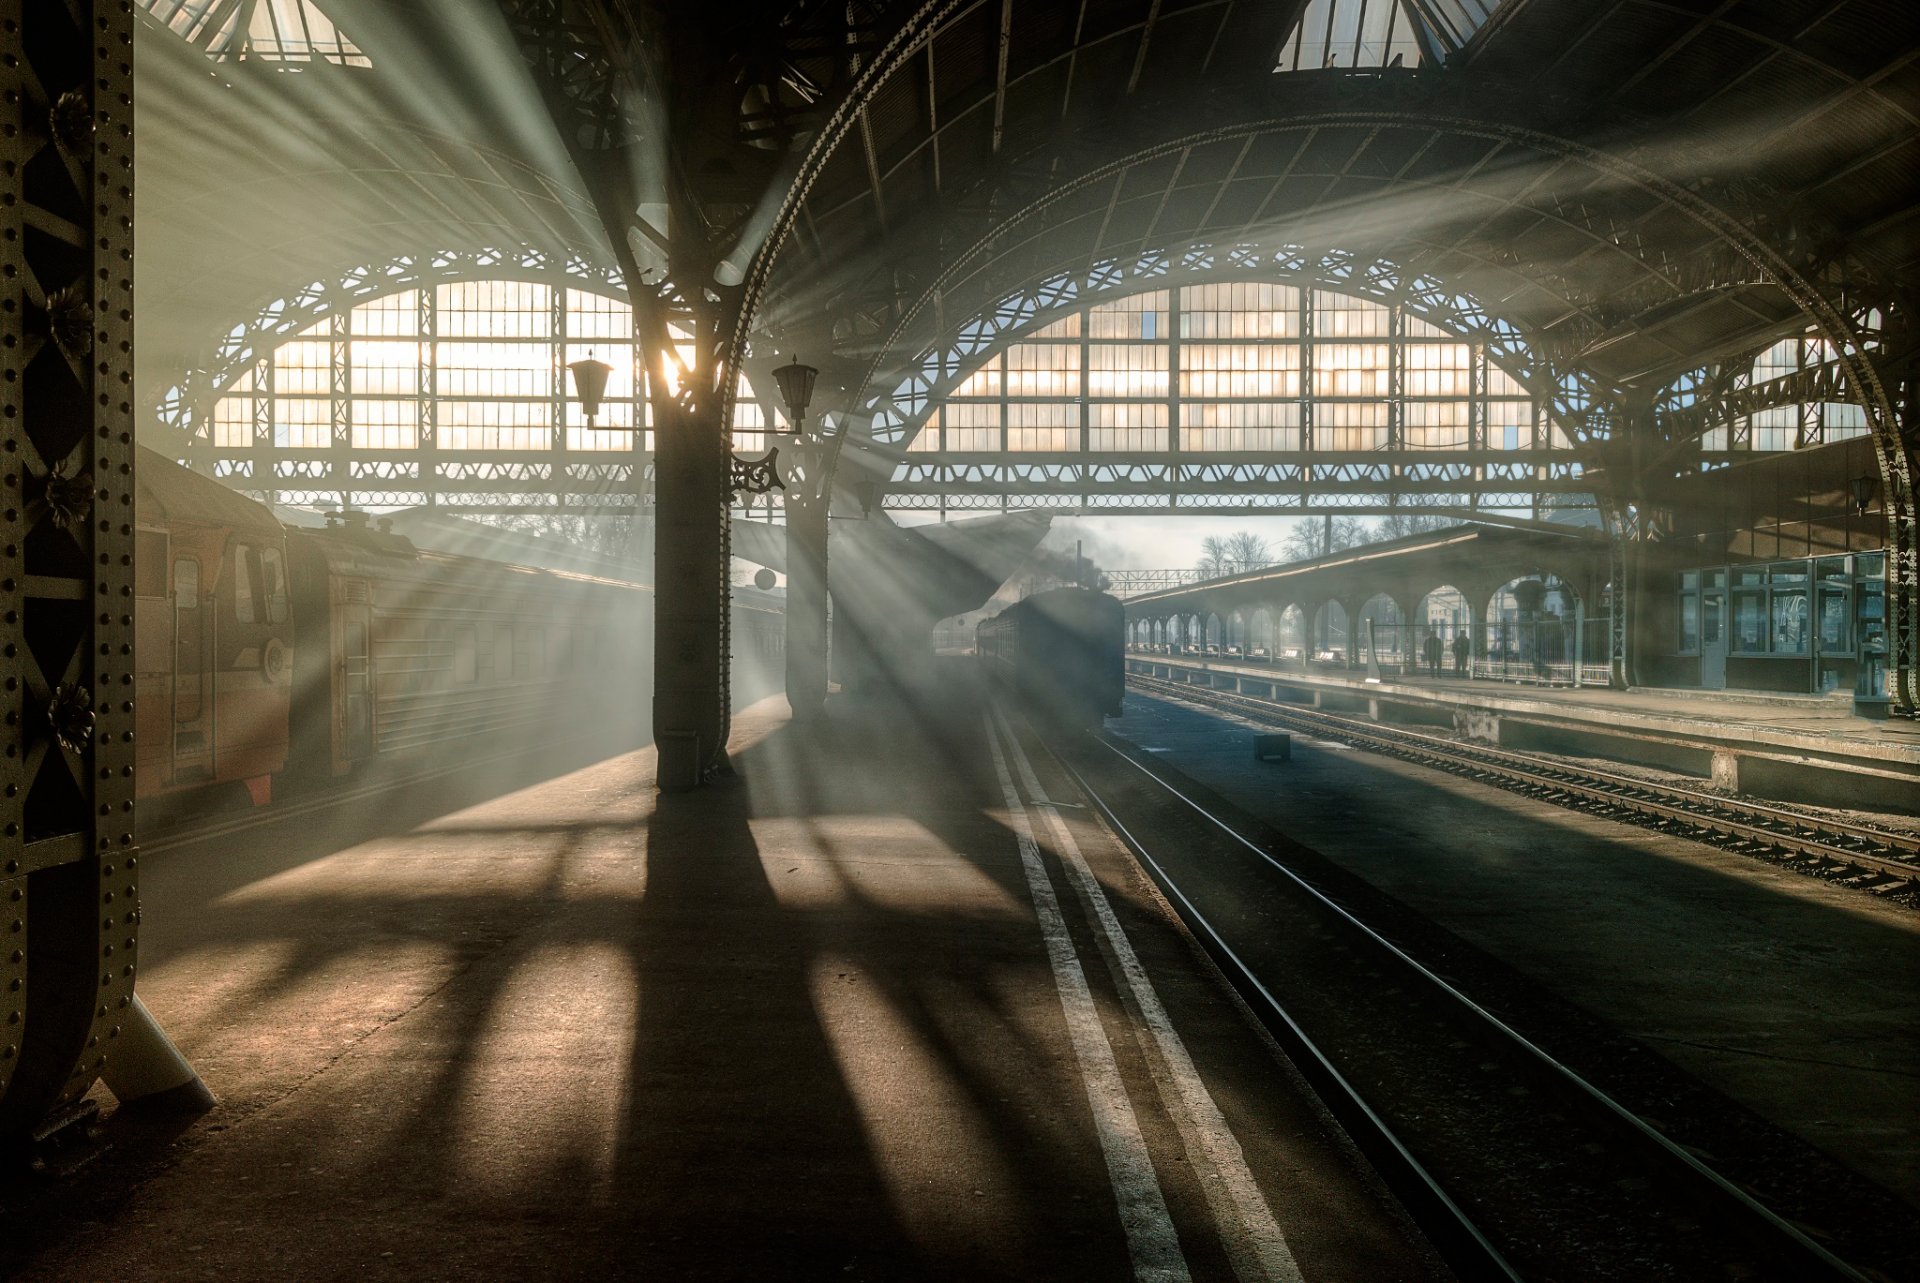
[{"left": 892, "top": 511, "right": 1320, "bottom": 576}]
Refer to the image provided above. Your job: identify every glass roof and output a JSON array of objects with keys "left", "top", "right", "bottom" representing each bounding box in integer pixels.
[
  {"left": 1276, "top": 0, "right": 1504, "bottom": 72},
  {"left": 142, "top": 0, "right": 370, "bottom": 67}
]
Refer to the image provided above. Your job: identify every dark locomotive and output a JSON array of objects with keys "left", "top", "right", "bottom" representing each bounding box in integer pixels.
[
  {"left": 134, "top": 448, "right": 779, "bottom": 808},
  {"left": 976, "top": 587, "right": 1126, "bottom": 730}
]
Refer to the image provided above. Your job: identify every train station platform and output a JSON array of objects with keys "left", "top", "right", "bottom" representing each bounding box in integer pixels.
[
  {"left": 1, "top": 684, "right": 1442, "bottom": 1282},
  {"left": 1126, "top": 652, "right": 1920, "bottom": 814}
]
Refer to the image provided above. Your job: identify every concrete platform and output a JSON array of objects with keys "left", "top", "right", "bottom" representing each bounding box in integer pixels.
[
  {"left": 1108, "top": 687, "right": 1920, "bottom": 1210},
  {"left": 1, "top": 687, "right": 1442, "bottom": 1282},
  {"left": 1127, "top": 653, "right": 1920, "bottom": 813}
]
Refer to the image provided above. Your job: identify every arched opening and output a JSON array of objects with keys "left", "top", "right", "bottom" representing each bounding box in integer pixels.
[
  {"left": 1354, "top": 592, "right": 1405, "bottom": 672},
  {"left": 1311, "top": 601, "right": 1349, "bottom": 665},
  {"left": 1226, "top": 611, "right": 1247, "bottom": 656},
  {"left": 1278, "top": 605, "right": 1306, "bottom": 661},
  {"left": 1418, "top": 585, "right": 1474, "bottom": 676},
  {"left": 1249, "top": 607, "right": 1273, "bottom": 659},
  {"left": 1205, "top": 613, "right": 1225, "bottom": 653},
  {"left": 1486, "top": 575, "right": 1581, "bottom": 684}
]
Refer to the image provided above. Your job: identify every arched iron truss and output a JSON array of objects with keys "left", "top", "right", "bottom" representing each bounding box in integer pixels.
[
  {"left": 845, "top": 242, "right": 1603, "bottom": 517},
  {"left": 152, "top": 248, "right": 791, "bottom": 516},
  {"left": 802, "top": 105, "right": 1910, "bottom": 709}
]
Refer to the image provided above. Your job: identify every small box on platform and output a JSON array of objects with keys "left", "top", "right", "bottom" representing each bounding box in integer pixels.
[{"left": 1254, "top": 733, "right": 1292, "bottom": 762}]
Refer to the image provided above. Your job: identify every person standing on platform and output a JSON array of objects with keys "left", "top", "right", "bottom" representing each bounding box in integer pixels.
[
  {"left": 1452, "top": 629, "right": 1471, "bottom": 677},
  {"left": 1423, "top": 629, "right": 1443, "bottom": 679}
]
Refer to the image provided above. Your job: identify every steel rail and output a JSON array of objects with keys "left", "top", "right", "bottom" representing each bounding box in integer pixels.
[
  {"left": 1128, "top": 673, "right": 1920, "bottom": 887},
  {"left": 1052, "top": 728, "right": 1873, "bottom": 1283}
]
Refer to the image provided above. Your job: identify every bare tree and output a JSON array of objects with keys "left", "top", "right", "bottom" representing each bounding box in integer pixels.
[
  {"left": 1196, "top": 535, "right": 1232, "bottom": 578},
  {"left": 1368, "top": 511, "right": 1454, "bottom": 543},
  {"left": 1196, "top": 531, "right": 1277, "bottom": 578},
  {"left": 1223, "top": 531, "right": 1273, "bottom": 573},
  {"left": 1281, "top": 515, "right": 1368, "bottom": 562}
]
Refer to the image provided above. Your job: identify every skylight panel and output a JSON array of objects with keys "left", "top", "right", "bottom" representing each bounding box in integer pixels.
[
  {"left": 139, "top": 0, "right": 370, "bottom": 67},
  {"left": 1275, "top": 0, "right": 1507, "bottom": 72}
]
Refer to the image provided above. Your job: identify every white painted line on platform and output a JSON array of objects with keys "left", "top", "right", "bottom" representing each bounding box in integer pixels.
[
  {"left": 984, "top": 713, "right": 1191, "bottom": 1283},
  {"left": 995, "top": 710, "right": 1304, "bottom": 1283}
]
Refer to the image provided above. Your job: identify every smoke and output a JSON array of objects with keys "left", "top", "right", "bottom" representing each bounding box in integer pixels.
[{"left": 1005, "top": 529, "right": 1123, "bottom": 599}]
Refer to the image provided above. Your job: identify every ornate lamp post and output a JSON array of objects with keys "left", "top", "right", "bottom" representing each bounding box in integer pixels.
[
  {"left": 771, "top": 355, "right": 830, "bottom": 720},
  {"left": 568, "top": 348, "right": 784, "bottom": 787}
]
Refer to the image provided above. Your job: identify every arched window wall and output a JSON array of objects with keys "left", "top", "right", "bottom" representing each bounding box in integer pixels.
[{"left": 896, "top": 280, "right": 1565, "bottom": 466}]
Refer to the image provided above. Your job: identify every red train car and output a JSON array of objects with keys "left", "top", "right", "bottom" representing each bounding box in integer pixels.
[
  {"left": 283, "top": 512, "right": 647, "bottom": 779},
  {"left": 134, "top": 450, "right": 294, "bottom": 805},
  {"left": 135, "top": 449, "right": 781, "bottom": 809}
]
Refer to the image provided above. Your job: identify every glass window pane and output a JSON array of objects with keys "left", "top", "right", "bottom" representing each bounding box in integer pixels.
[
  {"left": 1178, "top": 344, "right": 1300, "bottom": 398},
  {"left": 1088, "top": 402, "right": 1168, "bottom": 451},
  {"left": 1183, "top": 402, "right": 1300, "bottom": 451},
  {"left": 1312, "top": 343, "right": 1392, "bottom": 397},
  {"left": 1817, "top": 587, "right": 1848, "bottom": 652},
  {"left": 273, "top": 340, "right": 332, "bottom": 396},
  {"left": 1087, "top": 291, "right": 1169, "bottom": 340},
  {"left": 273, "top": 397, "right": 330, "bottom": 448},
  {"left": 435, "top": 342, "right": 553, "bottom": 398},
  {"left": 350, "top": 342, "right": 421, "bottom": 396},
  {"left": 1312, "top": 290, "right": 1391, "bottom": 337},
  {"left": 1733, "top": 591, "right": 1767, "bottom": 652},
  {"left": 1315, "top": 401, "right": 1387, "bottom": 451},
  {"left": 1007, "top": 402, "right": 1077, "bottom": 451},
  {"left": 439, "top": 400, "right": 550, "bottom": 451},
  {"left": 1404, "top": 400, "right": 1469, "bottom": 449},
  {"left": 1489, "top": 401, "right": 1533, "bottom": 450},
  {"left": 349, "top": 399, "right": 419, "bottom": 450},
  {"left": 1402, "top": 343, "right": 1473, "bottom": 397},
  {"left": 350, "top": 291, "right": 419, "bottom": 337},
  {"left": 435, "top": 280, "right": 552, "bottom": 338},
  {"left": 1771, "top": 590, "right": 1808, "bottom": 654},
  {"left": 942, "top": 402, "right": 1000, "bottom": 450},
  {"left": 1005, "top": 344, "right": 1079, "bottom": 398},
  {"left": 1088, "top": 344, "right": 1169, "bottom": 397},
  {"left": 952, "top": 355, "right": 1002, "bottom": 398},
  {"left": 1179, "top": 282, "right": 1299, "bottom": 338}
]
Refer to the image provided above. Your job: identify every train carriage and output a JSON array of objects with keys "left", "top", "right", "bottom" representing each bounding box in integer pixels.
[
  {"left": 977, "top": 587, "right": 1125, "bottom": 730},
  {"left": 134, "top": 447, "right": 784, "bottom": 809},
  {"left": 134, "top": 452, "right": 294, "bottom": 804},
  {"left": 284, "top": 512, "right": 646, "bottom": 779}
]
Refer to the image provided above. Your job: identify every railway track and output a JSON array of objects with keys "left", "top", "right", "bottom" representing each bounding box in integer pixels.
[
  {"left": 1127, "top": 671, "right": 1920, "bottom": 892},
  {"left": 1042, "top": 724, "right": 1877, "bottom": 1282}
]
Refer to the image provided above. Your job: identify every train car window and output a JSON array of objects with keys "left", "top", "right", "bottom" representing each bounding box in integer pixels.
[
  {"left": 232, "top": 546, "right": 257, "bottom": 624},
  {"left": 512, "top": 626, "right": 531, "bottom": 681},
  {"left": 135, "top": 531, "right": 168, "bottom": 598},
  {"left": 260, "top": 547, "right": 289, "bottom": 623},
  {"left": 174, "top": 559, "right": 203, "bottom": 720},
  {"left": 452, "top": 628, "right": 478, "bottom": 683},
  {"left": 495, "top": 623, "right": 516, "bottom": 682}
]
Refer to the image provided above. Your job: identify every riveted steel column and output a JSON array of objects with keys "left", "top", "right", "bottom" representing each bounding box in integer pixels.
[
  {"left": 650, "top": 380, "right": 728, "bottom": 790},
  {"left": 0, "top": 0, "right": 141, "bottom": 1138}
]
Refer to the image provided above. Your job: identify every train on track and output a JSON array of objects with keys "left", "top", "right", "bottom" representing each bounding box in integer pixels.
[
  {"left": 134, "top": 448, "right": 780, "bottom": 809},
  {"left": 976, "top": 586, "right": 1126, "bottom": 730}
]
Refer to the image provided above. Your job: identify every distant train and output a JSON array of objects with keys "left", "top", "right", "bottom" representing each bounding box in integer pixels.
[
  {"left": 976, "top": 587, "right": 1126, "bottom": 730},
  {"left": 134, "top": 449, "right": 779, "bottom": 808}
]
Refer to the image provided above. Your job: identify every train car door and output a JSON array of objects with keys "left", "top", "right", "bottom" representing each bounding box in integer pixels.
[
  {"left": 172, "top": 557, "right": 212, "bottom": 780},
  {"left": 339, "top": 582, "right": 374, "bottom": 762}
]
